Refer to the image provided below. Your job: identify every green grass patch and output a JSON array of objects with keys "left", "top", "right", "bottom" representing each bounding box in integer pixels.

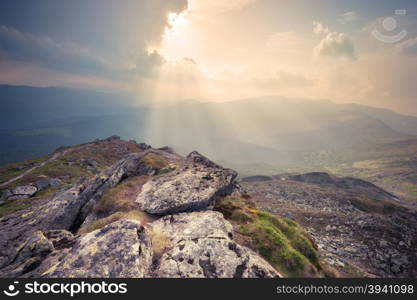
[
  {"left": 215, "top": 196, "right": 321, "bottom": 277},
  {"left": 3, "top": 158, "right": 90, "bottom": 190},
  {"left": 0, "top": 198, "right": 32, "bottom": 218}
]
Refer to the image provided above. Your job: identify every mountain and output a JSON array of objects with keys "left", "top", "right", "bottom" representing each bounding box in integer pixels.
[
  {"left": 1, "top": 137, "right": 416, "bottom": 278},
  {"left": 0, "top": 137, "right": 329, "bottom": 278},
  {"left": 1, "top": 86, "right": 416, "bottom": 167},
  {"left": 342, "top": 103, "right": 417, "bottom": 136},
  {"left": 241, "top": 172, "right": 417, "bottom": 277},
  {"left": 1, "top": 86, "right": 416, "bottom": 202},
  {"left": 0, "top": 85, "right": 135, "bottom": 130}
]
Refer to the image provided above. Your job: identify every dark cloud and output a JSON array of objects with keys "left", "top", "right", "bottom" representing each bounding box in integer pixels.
[{"left": 0, "top": 0, "right": 187, "bottom": 81}]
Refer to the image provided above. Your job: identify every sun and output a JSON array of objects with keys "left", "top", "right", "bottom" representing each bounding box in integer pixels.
[
  {"left": 165, "top": 12, "right": 188, "bottom": 37},
  {"left": 158, "top": 12, "right": 191, "bottom": 61}
]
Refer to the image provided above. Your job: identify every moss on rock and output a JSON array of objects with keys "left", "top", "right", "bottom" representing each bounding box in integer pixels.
[{"left": 214, "top": 196, "right": 321, "bottom": 277}]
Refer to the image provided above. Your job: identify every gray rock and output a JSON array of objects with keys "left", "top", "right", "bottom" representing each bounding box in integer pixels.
[
  {"left": 44, "top": 220, "right": 152, "bottom": 278},
  {"left": 80, "top": 159, "right": 98, "bottom": 168},
  {"left": 13, "top": 231, "right": 54, "bottom": 265},
  {"left": 379, "top": 240, "right": 388, "bottom": 247},
  {"left": 151, "top": 211, "right": 234, "bottom": 241},
  {"left": 35, "top": 178, "right": 63, "bottom": 190},
  {"left": 0, "top": 151, "right": 162, "bottom": 269},
  {"left": 151, "top": 211, "right": 281, "bottom": 278},
  {"left": 391, "top": 264, "right": 402, "bottom": 274},
  {"left": 0, "top": 231, "right": 54, "bottom": 277},
  {"left": 12, "top": 185, "right": 37, "bottom": 197},
  {"left": 5, "top": 195, "right": 30, "bottom": 201},
  {"left": 136, "top": 151, "right": 238, "bottom": 215},
  {"left": 0, "top": 189, "right": 12, "bottom": 200},
  {"left": 137, "top": 142, "right": 151, "bottom": 150},
  {"left": 43, "top": 230, "right": 75, "bottom": 249}
]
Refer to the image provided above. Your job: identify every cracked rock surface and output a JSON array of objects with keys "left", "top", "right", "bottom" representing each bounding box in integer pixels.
[
  {"left": 136, "top": 151, "right": 238, "bottom": 215},
  {"left": 0, "top": 140, "right": 280, "bottom": 278},
  {"left": 151, "top": 211, "right": 281, "bottom": 278}
]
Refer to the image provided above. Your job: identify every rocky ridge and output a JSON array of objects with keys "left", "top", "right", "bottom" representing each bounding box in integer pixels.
[{"left": 0, "top": 138, "right": 287, "bottom": 278}]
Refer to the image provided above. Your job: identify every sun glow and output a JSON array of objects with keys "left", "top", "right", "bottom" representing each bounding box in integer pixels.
[
  {"left": 165, "top": 12, "right": 188, "bottom": 39},
  {"left": 157, "top": 12, "right": 192, "bottom": 62}
]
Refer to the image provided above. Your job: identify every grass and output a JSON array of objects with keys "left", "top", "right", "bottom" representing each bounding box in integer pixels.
[
  {"left": 1, "top": 158, "right": 90, "bottom": 191},
  {"left": 150, "top": 231, "right": 171, "bottom": 262},
  {"left": 142, "top": 153, "right": 169, "bottom": 169},
  {"left": 79, "top": 210, "right": 156, "bottom": 234},
  {"left": 0, "top": 154, "right": 52, "bottom": 185},
  {"left": 214, "top": 196, "right": 321, "bottom": 277},
  {"left": 93, "top": 175, "right": 149, "bottom": 216},
  {"left": 0, "top": 198, "right": 33, "bottom": 218}
]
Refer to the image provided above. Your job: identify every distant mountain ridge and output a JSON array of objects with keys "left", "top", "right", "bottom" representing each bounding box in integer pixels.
[{"left": 0, "top": 85, "right": 416, "bottom": 168}]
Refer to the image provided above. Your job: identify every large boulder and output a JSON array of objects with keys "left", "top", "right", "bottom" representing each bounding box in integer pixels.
[
  {"left": 136, "top": 151, "right": 238, "bottom": 215},
  {"left": 12, "top": 185, "right": 38, "bottom": 196},
  {"left": 34, "top": 178, "right": 63, "bottom": 190},
  {"left": 150, "top": 211, "right": 281, "bottom": 278},
  {"left": 7, "top": 185, "right": 38, "bottom": 200},
  {"left": 43, "top": 220, "right": 152, "bottom": 278}
]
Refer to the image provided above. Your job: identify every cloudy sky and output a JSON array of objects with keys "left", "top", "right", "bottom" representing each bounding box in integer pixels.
[{"left": 1, "top": 0, "right": 417, "bottom": 114}]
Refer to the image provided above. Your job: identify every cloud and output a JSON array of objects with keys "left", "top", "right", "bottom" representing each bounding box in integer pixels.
[
  {"left": 313, "top": 24, "right": 356, "bottom": 60},
  {"left": 313, "top": 22, "right": 329, "bottom": 35},
  {"left": 0, "top": 25, "right": 167, "bottom": 79},
  {"left": 189, "top": 0, "right": 256, "bottom": 13},
  {"left": 0, "top": 0, "right": 188, "bottom": 87},
  {"left": 339, "top": 11, "right": 357, "bottom": 24}
]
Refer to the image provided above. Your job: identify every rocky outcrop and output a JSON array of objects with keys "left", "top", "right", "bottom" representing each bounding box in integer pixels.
[
  {"left": 0, "top": 150, "right": 165, "bottom": 269},
  {"left": 0, "top": 143, "right": 281, "bottom": 278},
  {"left": 42, "top": 220, "right": 152, "bottom": 278},
  {"left": 1, "top": 213, "right": 279, "bottom": 278},
  {"left": 1, "top": 185, "right": 38, "bottom": 202},
  {"left": 150, "top": 211, "right": 280, "bottom": 278},
  {"left": 34, "top": 178, "right": 63, "bottom": 190},
  {"left": 0, "top": 178, "right": 63, "bottom": 205},
  {"left": 136, "top": 151, "right": 238, "bottom": 215}
]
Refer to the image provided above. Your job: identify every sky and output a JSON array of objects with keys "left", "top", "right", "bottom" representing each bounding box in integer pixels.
[{"left": 1, "top": 0, "right": 417, "bottom": 115}]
